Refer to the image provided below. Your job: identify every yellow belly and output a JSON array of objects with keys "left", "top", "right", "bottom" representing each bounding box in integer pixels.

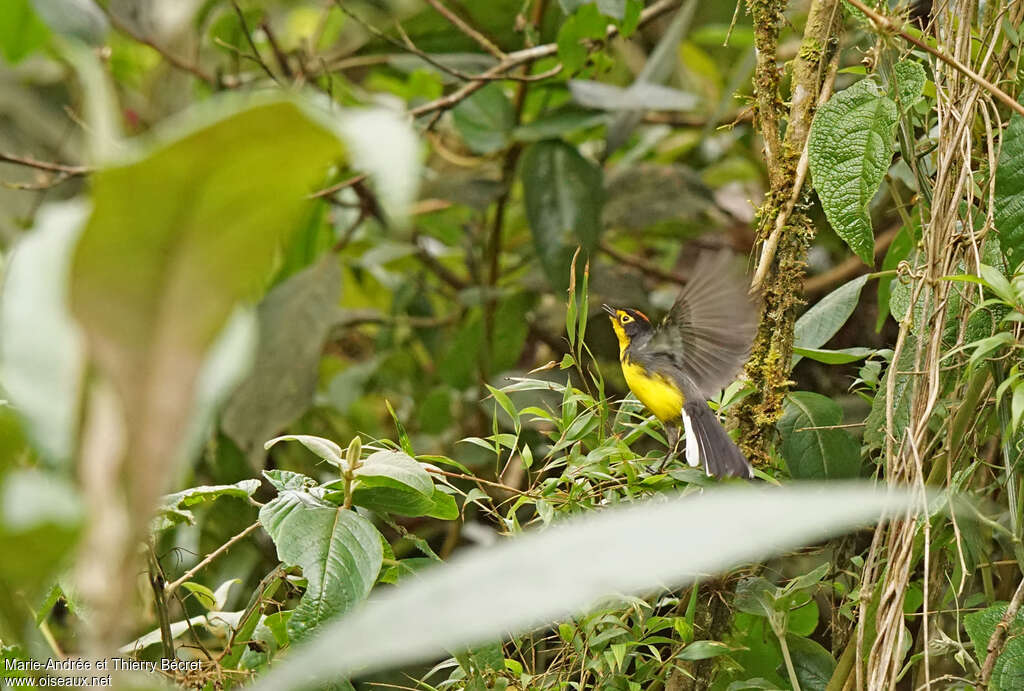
[{"left": 621, "top": 359, "right": 684, "bottom": 422}]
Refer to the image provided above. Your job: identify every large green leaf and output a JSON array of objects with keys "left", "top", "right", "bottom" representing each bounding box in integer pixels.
[
  {"left": 890, "top": 60, "right": 926, "bottom": 110},
  {"left": 964, "top": 602, "right": 1024, "bottom": 691},
  {"left": 809, "top": 78, "right": 898, "bottom": 264},
  {"left": 784, "top": 635, "right": 836, "bottom": 691},
  {"left": 995, "top": 110, "right": 1024, "bottom": 269},
  {"left": 0, "top": 202, "right": 86, "bottom": 465},
  {"left": 777, "top": 392, "right": 861, "bottom": 479},
  {"left": 792, "top": 275, "right": 869, "bottom": 366},
  {"left": 222, "top": 256, "right": 342, "bottom": 464},
  {"left": 452, "top": 84, "right": 515, "bottom": 154},
  {"left": 249, "top": 484, "right": 921, "bottom": 689},
  {"left": 259, "top": 491, "right": 383, "bottom": 641},
  {"left": 70, "top": 99, "right": 346, "bottom": 515},
  {"left": 355, "top": 451, "right": 433, "bottom": 496},
  {"left": 521, "top": 140, "right": 604, "bottom": 291}
]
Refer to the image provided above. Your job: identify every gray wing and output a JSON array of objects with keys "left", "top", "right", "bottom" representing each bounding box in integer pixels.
[{"left": 647, "top": 250, "right": 759, "bottom": 398}]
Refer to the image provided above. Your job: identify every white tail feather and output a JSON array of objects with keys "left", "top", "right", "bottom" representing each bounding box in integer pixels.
[{"left": 681, "top": 408, "right": 700, "bottom": 468}]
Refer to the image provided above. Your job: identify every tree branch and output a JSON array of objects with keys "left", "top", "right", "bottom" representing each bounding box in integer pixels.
[
  {"left": 422, "top": 0, "right": 505, "bottom": 59},
  {"left": 979, "top": 577, "right": 1024, "bottom": 688},
  {"left": 846, "top": 0, "right": 1024, "bottom": 118},
  {"left": 163, "top": 521, "right": 262, "bottom": 598}
]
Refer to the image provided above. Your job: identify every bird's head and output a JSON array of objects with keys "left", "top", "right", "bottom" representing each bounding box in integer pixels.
[{"left": 603, "top": 304, "right": 652, "bottom": 349}]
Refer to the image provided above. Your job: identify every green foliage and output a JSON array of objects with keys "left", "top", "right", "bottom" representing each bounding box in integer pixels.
[
  {"left": 222, "top": 256, "right": 342, "bottom": 463},
  {"left": 792, "top": 275, "right": 869, "bottom": 366},
  {"left": 0, "top": 0, "right": 49, "bottom": 63},
  {"left": 996, "top": 110, "right": 1024, "bottom": 269},
  {"left": 809, "top": 78, "right": 899, "bottom": 263},
  {"left": 778, "top": 392, "right": 861, "bottom": 479},
  {"left": 521, "top": 140, "right": 604, "bottom": 290},
  {"left": 453, "top": 84, "right": 516, "bottom": 154},
  {"left": 964, "top": 602, "right": 1024, "bottom": 691},
  {"left": 259, "top": 490, "right": 382, "bottom": 641}
]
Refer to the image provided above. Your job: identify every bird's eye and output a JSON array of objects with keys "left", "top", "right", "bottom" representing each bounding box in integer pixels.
[{"left": 620, "top": 314, "right": 633, "bottom": 324}]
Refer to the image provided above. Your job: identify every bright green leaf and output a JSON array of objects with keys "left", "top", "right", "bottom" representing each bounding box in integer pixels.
[
  {"left": 792, "top": 275, "right": 869, "bottom": 366},
  {"left": 809, "top": 78, "right": 898, "bottom": 264},
  {"left": 356, "top": 450, "right": 433, "bottom": 497},
  {"left": 995, "top": 110, "right": 1024, "bottom": 269},
  {"left": 0, "top": 0, "right": 50, "bottom": 62},
  {"left": 260, "top": 491, "right": 383, "bottom": 641}
]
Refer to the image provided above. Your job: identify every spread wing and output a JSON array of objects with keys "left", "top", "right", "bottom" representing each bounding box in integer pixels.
[{"left": 647, "top": 250, "right": 759, "bottom": 398}]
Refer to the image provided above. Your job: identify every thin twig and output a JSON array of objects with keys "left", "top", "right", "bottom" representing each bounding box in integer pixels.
[
  {"left": 422, "top": 0, "right": 505, "bottom": 58},
  {"left": 599, "top": 241, "right": 688, "bottom": 284},
  {"left": 845, "top": 0, "right": 1024, "bottom": 118},
  {"left": 309, "top": 173, "right": 367, "bottom": 199},
  {"left": 261, "top": 19, "right": 294, "bottom": 80},
  {"left": 147, "top": 545, "right": 175, "bottom": 661},
  {"left": 0, "top": 152, "right": 90, "bottom": 176},
  {"left": 106, "top": 11, "right": 218, "bottom": 86},
  {"left": 231, "top": 0, "right": 279, "bottom": 83},
  {"left": 426, "top": 467, "right": 534, "bottom": 498},
  {"left": 164, "top": 521, "right": 262, "bottom": 598},
  {"left": 978, "top": 577, "right": 1024, "bottom": 687},
  {"left": 408, "top": 0, "right": 682, "bottom": 118}
]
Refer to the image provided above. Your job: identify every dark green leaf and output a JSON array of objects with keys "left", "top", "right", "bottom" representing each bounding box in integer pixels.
[
  {"left": 452, "top": 84, "right": 515, "bottom": 154},
  {"left": 260, "top": 491, "right": 383, "bottom": 641},
  {"left": 791, "top": 347, "right": 874, "bottom": 365},
  {"left": 793, "top": 276, "right": 868, "bottom": 366},
  {"left": 784, "top": 635, "right": 836, "bottom": 691},
  {"left": 223, "top": 256, "right": 342, "bottom": 464},
  {"left": 677, "top": 639, "right": 731, "bottom": 661},
  {"left": 996, "top": 109, "right": 1024, "bottom": 269},
  {"left": 809, "top": 78, "right": 898, "bottom": 263},
  {"left": 521, "top": 140, "right": 604, "bottom": 291},
  {"left": 778, "top": 392, "right": 861, "bottom": 479},
  {"left": 891, "top": 60, "right": 926, "bottom": 110}
]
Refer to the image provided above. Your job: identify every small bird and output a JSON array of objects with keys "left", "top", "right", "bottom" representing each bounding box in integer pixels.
[{"left": 604, "top": 250, "right": 759, "bottom": 478}]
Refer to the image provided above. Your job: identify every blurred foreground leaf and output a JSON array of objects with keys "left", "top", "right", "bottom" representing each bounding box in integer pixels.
[{"left": 251, "top": 483, "right": 921, "bottom": 689}]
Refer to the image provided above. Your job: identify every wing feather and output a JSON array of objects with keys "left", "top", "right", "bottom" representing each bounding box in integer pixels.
[{"left": 649, "top": 250, "right": 759, "bottom": 398}]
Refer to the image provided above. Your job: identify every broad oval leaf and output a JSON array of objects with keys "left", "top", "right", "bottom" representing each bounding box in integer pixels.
[
  {"left": 996, "top": 109, "right": 1024, "bottom": 269},
  {"left": 965, "top": 602, "right": 1024, "bottom": 690},
  {"left": 792, "top": 275, "right": 869, "bottom": 366},
  {"left": 259, "top": 491, "right": 383, "bottom": 641},
  {"left": 452, "top": 84, "right": 515, "bottom": 154},
  {"left": 69, "top": 98, "right": 347, "bottom": 532},
  {"left": 355, "top": 450, "right": 433, "bottom": 497},
  {"left": 891, "top": 60, "right": 926, "bottom": 110},
  {"left": 224, "top": 257, "right": 342, "bottom": 464},
  {"left": 809, "top": 78, "right": 898, "bottom": 264},
  {"left": 250, "top": 483, "right": 921, "bottom": 689},
  {"left": 521, "top": 140, "right": 604, "bottom": 291},
  {"left": 777, "top": 392, "right": 861, "bottom": 480}
]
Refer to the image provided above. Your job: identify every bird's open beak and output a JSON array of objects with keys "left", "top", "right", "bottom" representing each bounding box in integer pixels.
[{"left": 601, "top": 304, "right": 616, "bottom": 316}]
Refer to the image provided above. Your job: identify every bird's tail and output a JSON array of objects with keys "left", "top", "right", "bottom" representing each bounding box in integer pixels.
[{"left": 680, "top": 401, "right": 753, "bottom": 479}]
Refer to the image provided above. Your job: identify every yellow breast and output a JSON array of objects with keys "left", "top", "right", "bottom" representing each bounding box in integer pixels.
[{"left": 621, "top": 357, "right": 685, "bottom": 422}]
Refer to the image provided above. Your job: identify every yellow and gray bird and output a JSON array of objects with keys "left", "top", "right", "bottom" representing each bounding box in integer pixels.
[{"left": 604, "top": 251, "right": 759, "bottom": 478}]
